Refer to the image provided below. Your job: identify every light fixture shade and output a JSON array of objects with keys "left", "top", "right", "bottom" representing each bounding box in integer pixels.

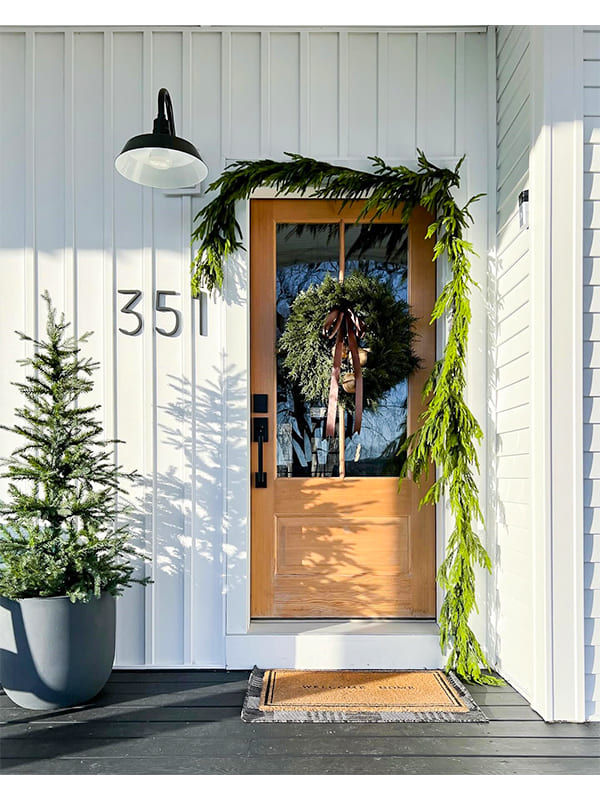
[{"left": 115, "top": 88, "right": 208, "bottom": 189}]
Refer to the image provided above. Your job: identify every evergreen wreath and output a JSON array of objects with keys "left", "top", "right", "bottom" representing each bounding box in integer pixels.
[
  {"left": 278, "top": 271, "right": 420, "bottom": 417},
  {"left": 189, "top": 150, "right": 501, "bottom": 685}
]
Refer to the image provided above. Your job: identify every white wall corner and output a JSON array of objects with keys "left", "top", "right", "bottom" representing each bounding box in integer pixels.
[{"left": 529, "top": 25, "right": 586, "bottom": 722}]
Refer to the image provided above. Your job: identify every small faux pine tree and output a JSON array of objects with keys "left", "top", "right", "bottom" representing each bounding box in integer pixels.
[{"left": 0, "top": 292, "right": 150, "bottom": 602}]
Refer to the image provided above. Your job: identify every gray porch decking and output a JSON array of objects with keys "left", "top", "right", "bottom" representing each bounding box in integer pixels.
[{"left": 1, "top": 670, "right": 599, "bottom": 775}]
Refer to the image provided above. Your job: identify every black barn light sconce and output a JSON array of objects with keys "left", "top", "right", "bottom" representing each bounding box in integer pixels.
[{"left": 115, "top": 88, "right": 208, "bottom": 189}]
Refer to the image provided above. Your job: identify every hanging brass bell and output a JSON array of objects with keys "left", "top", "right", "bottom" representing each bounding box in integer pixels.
[
  {"left": 341, "top": 372, "right": 356, "bottom": 393},
  {"left": 331, "top": 343, "right": 349, "bottom": 361},
  {"left": 358, "top": 347, "right": 369, "bottom": 367}
]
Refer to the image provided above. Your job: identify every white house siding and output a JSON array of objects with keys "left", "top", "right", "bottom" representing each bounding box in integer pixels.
[
  {"left": 493, "top": 26, "right": 534, "bottom": 700},
  {"left": 0, "top": 27, "right": 490, "bottom": 667},
  {"left": 583, "top": 29, "right": 600, "bottom": 721}
]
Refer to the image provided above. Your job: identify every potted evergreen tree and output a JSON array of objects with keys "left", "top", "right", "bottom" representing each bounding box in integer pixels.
[{"left": 0, "top": 292, "right": 149, "bottom": 709}]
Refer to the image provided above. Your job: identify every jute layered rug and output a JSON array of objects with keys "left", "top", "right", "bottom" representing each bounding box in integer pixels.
[{"left": 241, "top": 667, "right": 487, "bottom": 723}]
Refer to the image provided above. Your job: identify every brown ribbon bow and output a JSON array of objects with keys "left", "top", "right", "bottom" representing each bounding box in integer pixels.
[{"left": 322, "top": 304, "right": 365, "bottom": 439}]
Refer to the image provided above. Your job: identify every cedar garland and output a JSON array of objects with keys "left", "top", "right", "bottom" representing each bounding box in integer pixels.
[{"left": 190, "top": 151, "right": 501, "bottom": 685}]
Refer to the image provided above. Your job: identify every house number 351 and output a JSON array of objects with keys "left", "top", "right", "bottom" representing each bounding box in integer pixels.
[{"left": 118, "top": 289, "right": 204, "bottom": 337}]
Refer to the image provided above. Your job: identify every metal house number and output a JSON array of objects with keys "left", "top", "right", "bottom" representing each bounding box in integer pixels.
[{"left": 118, "top": 289, "right": 205, "bottom": 337}]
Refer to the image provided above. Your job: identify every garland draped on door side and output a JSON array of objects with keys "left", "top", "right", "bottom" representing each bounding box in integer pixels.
[{"left": 189, "top": 151, "right": 501, "bottom": 685}]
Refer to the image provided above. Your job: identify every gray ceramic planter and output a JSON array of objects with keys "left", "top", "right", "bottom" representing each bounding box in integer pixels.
[{"left": 0, "top": 592, "right": 115, "bottom": 709}]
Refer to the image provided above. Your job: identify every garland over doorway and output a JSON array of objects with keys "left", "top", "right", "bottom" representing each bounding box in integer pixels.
[{"left": 190, "top": 151, "right": 500, "bottom": 686}]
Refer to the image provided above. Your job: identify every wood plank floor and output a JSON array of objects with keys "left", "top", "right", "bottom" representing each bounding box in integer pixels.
[{"left": 1, "top": 670, "right": 599, "bottom": 774}]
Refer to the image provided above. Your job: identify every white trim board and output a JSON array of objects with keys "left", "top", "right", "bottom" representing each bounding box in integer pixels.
[
  {"left": 0, "top": 27, "right": 489, "bottom": 35},
  {"left": 226, "top": 627, "right": 443, "bottom": 670},
  {"left": 529, "top": 25, "right": 586, "bottom": 722}
]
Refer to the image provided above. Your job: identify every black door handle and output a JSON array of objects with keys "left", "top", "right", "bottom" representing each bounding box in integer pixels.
[{"left": 253, "top": 417, "right": 268, "bottom": 488}]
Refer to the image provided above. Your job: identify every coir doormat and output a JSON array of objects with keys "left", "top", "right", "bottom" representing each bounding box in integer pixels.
[{"left": 241, "top": 667, "right": 487, "bottom": 723}]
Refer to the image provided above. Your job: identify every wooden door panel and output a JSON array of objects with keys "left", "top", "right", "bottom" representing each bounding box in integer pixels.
[
  {"left": 270, "top": 577, "right": 419, "bottom": 619},
  {"left": 275, "top": 517, "right": 411, "bottom": 575},
  {"left": 250, "top": 199, "right": 436, "bottom": 619}
]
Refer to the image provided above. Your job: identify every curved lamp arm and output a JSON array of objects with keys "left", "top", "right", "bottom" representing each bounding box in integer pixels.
[{"left": 153, "top": 88, "right": 176, "bottom": 137}]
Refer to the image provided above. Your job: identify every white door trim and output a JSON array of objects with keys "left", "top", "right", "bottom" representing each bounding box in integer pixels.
[
  {"left": 220, "top": 181, "right": 487, "bottom": 669},
  {"left": 221, "top": 196, "right": 447, "bottom": 666}
]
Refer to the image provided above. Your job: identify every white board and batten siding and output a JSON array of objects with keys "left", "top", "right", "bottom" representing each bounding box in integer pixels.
[
  {"left": 583, "top": 28, "right": 600, "bottom": 721},
  {"left": 0, "top": 27, "right": 491, "bottom": 668},
  {"left": 493, "top": 26, "right": 534, "bottom": 702}
]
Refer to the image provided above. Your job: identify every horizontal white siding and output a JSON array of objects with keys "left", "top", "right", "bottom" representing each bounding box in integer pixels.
[
  {"left": 583, "top": 28, "right": 600, "bottom": 720},
  {"left": 0, "top": 26, "right": 489, "bottom": 667},
  {"left": 493, "top": 26, "right": 534, "bottom": 699}
]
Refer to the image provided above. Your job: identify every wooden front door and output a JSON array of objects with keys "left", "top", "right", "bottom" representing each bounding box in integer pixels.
[{"left": 250, "top": 199, "right": 436, "bottom": 619}]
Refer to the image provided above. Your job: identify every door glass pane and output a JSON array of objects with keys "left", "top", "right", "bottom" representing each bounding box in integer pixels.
[
  {"left": 343, "top": 223, "right": 409, "bottom": 477},
  {"left": 275, "top": 221, "right": 410, "bottom": 478},
  {"left": 276, "top": 223, "right": 340, "bottom": 477}
]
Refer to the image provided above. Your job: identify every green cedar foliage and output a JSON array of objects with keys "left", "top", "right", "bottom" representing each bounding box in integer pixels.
[
  {"left": 0, "top": 292, "right": 150, "bottom": 603},
  {"left": 190, "top": 151, "right": 500, "bottom": 685}
]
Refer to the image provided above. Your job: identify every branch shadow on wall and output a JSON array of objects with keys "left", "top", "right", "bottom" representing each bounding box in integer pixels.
[
  {"left": 153, "top": 364, "right": 251, "bottom": 654},
  {"left": 112, "top": 359, "right": 250, "bottom": 665}
]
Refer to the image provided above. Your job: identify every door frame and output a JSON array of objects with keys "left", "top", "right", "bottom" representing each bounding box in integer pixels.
[
  {"left": 249, "top": 198, "right": 437, "bottom": 620},
  {"left": 221, "top": 190, "right": 452, "bottom": 668}
]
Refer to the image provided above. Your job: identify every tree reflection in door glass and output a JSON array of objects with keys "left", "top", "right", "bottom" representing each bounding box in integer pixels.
[
  {"left": 275, "top": 221, "right": 410, "bottom": 478},
  {"left": 343, "top": 223, "right": 409, "bottom": 477},
  {"left": 276, "top": 223, "right": 340, "bottom": 477}
]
